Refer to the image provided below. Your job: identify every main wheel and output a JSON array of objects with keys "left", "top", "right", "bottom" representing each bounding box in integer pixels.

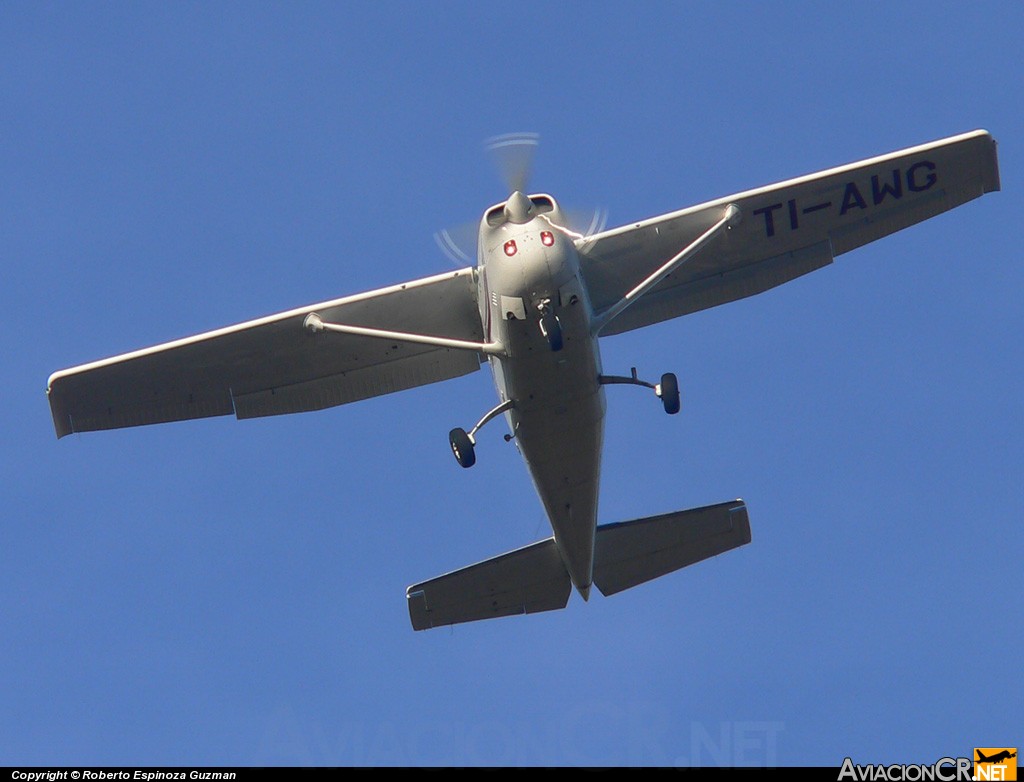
[
  {"left": 659, "top": 372, "right": 680, "bottom": 415},
  {"left": 539, "top": 312, "right": 563, "bottom": 352},
  {"left": 449, "top": 427, "right": 476, "bottom": 468}
]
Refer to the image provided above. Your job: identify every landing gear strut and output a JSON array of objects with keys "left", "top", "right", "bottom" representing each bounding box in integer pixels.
[
  {"left": 449, "top": 399, "right": 516, "bottom": 468},
  {"left": 599, "top": 367, "right": 681, "bottom": 415}
]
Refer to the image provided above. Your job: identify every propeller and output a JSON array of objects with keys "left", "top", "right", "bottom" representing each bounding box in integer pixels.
[
  {"left": 433, "top": 132, "right": 608, "bottom": 267},
  {"left": 563, "top": 205, "right": 609, "bottom": 239},
  {"left": 485, "top": 132, "right": 540, "bottom": 195},
  {"left": 434, "top": 222, "right": 477, "bottom": 267}
]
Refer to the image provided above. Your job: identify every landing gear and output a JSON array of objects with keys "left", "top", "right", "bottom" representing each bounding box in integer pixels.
[
  {"left": 599, "top": 367, "right": 681, "bottom": 415},
  {"left": 658, "top": 372, "right": 680, "bottom": 415},
  {"left": 448, "top": 399, "right": 515, "bottom": 468},
  {"left": 537, "top": 298, "right": 563, "bottom": 352},
  {"left": 449, "top": 428, "right": 475, "bottom": 468},
  {"left": 539, "top": 311, "right": 563, "bottom": 351}
]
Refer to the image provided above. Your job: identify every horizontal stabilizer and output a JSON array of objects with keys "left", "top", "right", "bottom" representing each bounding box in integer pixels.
[
  {"left": 407, "top": 538, "right": 571, "bottom": 631},
  {"left": 593, "top": 500, "right": 751, "bottom": 596}
]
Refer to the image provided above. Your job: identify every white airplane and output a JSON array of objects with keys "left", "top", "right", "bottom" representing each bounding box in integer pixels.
[{"left": 47, "top": 130, "right": 1000, "bottom": 630}]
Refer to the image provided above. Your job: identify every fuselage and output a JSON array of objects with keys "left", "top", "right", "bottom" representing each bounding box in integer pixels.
[{"left": 476, "top": 192, "right": 605, "bottom": 597}]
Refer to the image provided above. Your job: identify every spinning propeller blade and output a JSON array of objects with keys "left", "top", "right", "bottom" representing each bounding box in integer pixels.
[
  {"left": 485, "top": 132, "right": 540, "bottom": 195},
  {"left": 434, "top": 133, "right": 609, "bottom": 266},
  {"left": 433, "top": 222, "right": 477, "bottom": 267}
]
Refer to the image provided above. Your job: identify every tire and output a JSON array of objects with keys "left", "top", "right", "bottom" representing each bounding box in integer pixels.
[
  {"left": 539, "top": 312, "right": 563, "bottom": 352},
  {"left": 449, "top": 427, "right": 476, "bottom": 468},
  {"left": 660, "top": 372, "right": 680, "bottom": 415}
]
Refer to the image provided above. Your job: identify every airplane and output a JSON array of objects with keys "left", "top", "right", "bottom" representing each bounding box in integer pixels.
[
  {"left": 976, "top": 751, "right": 1016, "bottom": 764},
  {"left": 46, "top": 130, "right": 1000, "bottom": 631}
]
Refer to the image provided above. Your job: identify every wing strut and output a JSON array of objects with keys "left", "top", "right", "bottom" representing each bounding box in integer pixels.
[
  {"left": 303, "top": 312, "right": 505, "bottom": 356},
  {"left": 591, "top": 203, "right": 741, "bottom": 335}
]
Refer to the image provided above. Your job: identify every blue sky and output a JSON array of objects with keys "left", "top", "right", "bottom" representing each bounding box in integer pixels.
[{"left": 2, "top": 2, "right": 1020, "bottom": 766}]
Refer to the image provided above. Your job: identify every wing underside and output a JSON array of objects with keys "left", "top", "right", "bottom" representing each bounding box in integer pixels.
[
  {"left": 47, "top": 268, "right": 483, "bottom": 438},
  {"left": 579, "top": 130, "right": 1000, "bottom": 335}
]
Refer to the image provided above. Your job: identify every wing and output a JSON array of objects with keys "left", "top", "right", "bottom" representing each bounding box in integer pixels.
[
  {"left": 48, "top": 267, "right": 483, "bottom": 438},
  {"left": 578, "top": 130, "right": 1000, "bottom": 336}
]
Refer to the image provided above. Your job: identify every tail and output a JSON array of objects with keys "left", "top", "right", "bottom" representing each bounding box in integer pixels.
[{"left": 407, "top": 499, "right": 750, "bottom": 630}]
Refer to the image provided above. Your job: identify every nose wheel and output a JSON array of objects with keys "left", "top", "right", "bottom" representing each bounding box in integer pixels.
[
  {"left": 539, "top": 311, "right": 563, "bottom": 352},
  {"left": 536, "top": 298, "right": 563, "bottom": 352}
]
